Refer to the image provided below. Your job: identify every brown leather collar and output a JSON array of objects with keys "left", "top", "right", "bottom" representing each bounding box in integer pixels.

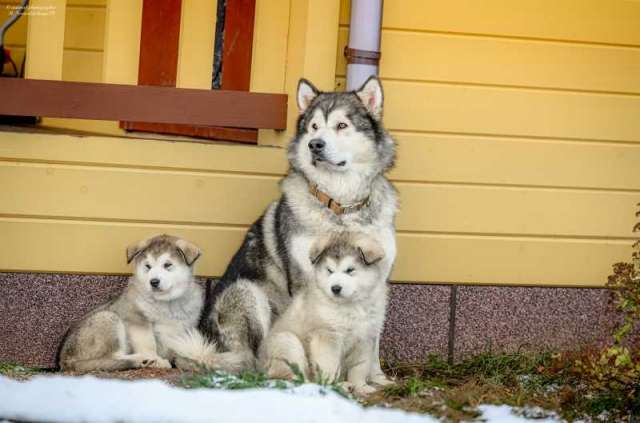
[{"left": 309, "top": 184, "right": 369, "bottom": 215}]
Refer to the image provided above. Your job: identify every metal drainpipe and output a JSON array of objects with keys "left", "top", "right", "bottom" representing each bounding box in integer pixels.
[{"left": 344, "top": 0, "right": 383, "bottom": 91}]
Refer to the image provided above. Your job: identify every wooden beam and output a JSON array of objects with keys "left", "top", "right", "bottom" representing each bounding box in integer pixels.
[{"left": 0, "top": 78, "right": 287, "bottom": 129}]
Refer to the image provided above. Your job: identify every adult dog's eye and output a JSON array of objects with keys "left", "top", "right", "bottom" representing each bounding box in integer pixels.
[
  {"left": 144, "top": 264, "right": 151, "bottom": 270},
  {"left": 311, "top": 123, "right": 319, "bottom": 131},
  {"left": 164, "top": 262, "right": 173, "bottom": 269},
  {"left": 345, "top": 267, "right": 355, "bottom": 275},
  {"left": 336, "top": 122, "right": 348, "bottom": 130},
  {"left": 327, "top": 267, "right": 334, "bottom": 274}
]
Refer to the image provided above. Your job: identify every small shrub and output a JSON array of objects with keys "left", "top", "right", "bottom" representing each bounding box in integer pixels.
[{"left": 570, "top": 206, "right": 640, "bottom": 419}]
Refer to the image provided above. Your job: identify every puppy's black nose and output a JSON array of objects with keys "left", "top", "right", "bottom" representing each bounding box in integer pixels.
[
  {"left": 308, "top": 138, "right": 325, "bottom": 152},
  {"left": 150, "top": 278, "right": 160, "bottom": 288},
  {"left": 331, "top": 285, "right": 342, "bottom": 295}
]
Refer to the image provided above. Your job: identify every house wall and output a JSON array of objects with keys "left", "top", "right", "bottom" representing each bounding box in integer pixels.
[
  {"left": 1, "top": 0, "right": 105, "bottom": 80},
  {"left": 335, "top": 0, "right": 640, "bottom": 285},
  {"left": 1, "top": 0, "right": 639, "bottom": 287}
]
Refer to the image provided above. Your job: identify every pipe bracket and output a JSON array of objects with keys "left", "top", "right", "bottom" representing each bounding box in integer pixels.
[{"left": 343, "top": 46, "right": 381, "bottom": 66}]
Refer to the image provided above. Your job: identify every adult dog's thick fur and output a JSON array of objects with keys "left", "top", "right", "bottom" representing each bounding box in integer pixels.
[
  {"left": 258, "top": 232, "right": 390, "bottom": 396},
  {"left": 59, "top": 234, "right": 205, "bottom": 372},
  {"left": 189, "top": 77, "right": 398, "bottom": 381}
]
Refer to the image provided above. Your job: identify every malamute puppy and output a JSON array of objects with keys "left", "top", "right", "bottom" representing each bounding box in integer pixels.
[
  {"left": 59, "top": 234, "right": 203, "bottom": 372},
  {"left": 258, "top": 233, "right": 387, "bottom": 396}
]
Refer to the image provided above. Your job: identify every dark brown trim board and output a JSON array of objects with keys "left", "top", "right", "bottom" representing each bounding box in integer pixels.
[
  {"left": 0, "top": 78, "right": 287, "bottom": 129},
  {"left": 0, "top": 273, "right": 616, "bottom": 368},
  {"left": 122, "top": 0, "right": 259, "bottom": 143}
]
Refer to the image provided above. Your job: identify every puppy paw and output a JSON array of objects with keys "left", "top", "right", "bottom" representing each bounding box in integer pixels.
[
  {"left": 353, "top": 384, "right": 377, "bottom": 397},
  {"left": 339, "top": 382, "right": 376, "bottom": 397},
  {"left": 139, "top": 357, "right": 156, "bottom": 368},
  {"left": 370, "top": 374, "right": 394, "bottom": 386},
  {"left": 151, "top": 358, "right": 172, "bottom": 369}
]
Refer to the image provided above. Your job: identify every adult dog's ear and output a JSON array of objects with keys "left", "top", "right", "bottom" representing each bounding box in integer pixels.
[
  {"left": 297, "top": 78, "right": 320, "bottom": 114},
  {"left": 126, "top": 237, "right": 153, "bottom": 264},
  {"left": 309, "top": 234, "right": 334, "bottom": 265},
  {"left": 355, "top": 76, "right": 383, "bottom": 120},
  {"left": 355, "top": 235, "right": 385, "bottom": 266},
  {"left": 175, "top": 239, "right": 202, "bottom": 266}
]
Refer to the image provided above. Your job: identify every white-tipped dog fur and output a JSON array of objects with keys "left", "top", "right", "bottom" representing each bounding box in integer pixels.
[
  {"left": 59, "top": 234, "right": 206, "bottom": 372},
  {"left": 258, "top": 233, "right": 390, "bottom": 396}
]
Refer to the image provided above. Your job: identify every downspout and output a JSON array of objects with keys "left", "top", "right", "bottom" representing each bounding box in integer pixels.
[{"left": 344, "top": 0, "right": 383, "bottom": 90}]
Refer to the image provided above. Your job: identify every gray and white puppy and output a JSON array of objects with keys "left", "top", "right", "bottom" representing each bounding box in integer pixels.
[
  {"left": 59, "top": 234, "right": 203, "bottom": 372},
  {"left": 175, "top": 77, "right": 397, "bottom": 384},
  {"left": 259, "top": 232, "right": 388, "bottom": 396}
]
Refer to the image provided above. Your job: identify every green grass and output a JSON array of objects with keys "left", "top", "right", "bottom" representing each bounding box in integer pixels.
[
  {"left": 364, "top": 351, "right": 638, "bottom": 422},
  {"left": 0, "top": 362, "right": 39, "bottom": 379},
  {"left": 177, "top": 365, "right": 348, "bottom": 397}
]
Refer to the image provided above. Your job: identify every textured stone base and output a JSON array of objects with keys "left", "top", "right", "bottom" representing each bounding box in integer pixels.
[{"left": 0, "top": 273, "right": 615, "bottom": 368}]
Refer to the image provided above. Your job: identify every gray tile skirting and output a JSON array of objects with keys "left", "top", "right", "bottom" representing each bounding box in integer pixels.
[{"left": 0, "top": 272, "right": 615, "bottom": 368}]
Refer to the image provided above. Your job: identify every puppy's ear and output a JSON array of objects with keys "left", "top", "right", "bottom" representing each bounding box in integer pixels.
[
  {"left": 309, "top": 234, "right": 333, "bottom": 265},
  {"left": 355, "top": 76, "right": 383, "bottom": 120},
  {"left": 355, "top": 235, "right": 385, "bottom": 266},
  {"left": 175, "top": 239, "right": 202, "bottom": 266},
  {"left": 297, "top": 78, "right": 319, "bottom": 114},
  {"left": 126, "top": 237, "right": 152, "bottom": 264}
]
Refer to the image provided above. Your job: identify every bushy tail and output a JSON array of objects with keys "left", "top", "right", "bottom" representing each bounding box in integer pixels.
[{"left": 163, "top": 328, "right": 255, "bottom": 374}]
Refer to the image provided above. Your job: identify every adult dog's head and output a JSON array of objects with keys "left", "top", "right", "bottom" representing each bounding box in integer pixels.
[{"left": 288, "top": 77, "right": 395, "bottom": 193}]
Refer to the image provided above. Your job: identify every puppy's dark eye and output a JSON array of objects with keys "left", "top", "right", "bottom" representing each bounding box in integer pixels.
[
  {"left": 345, "top": 267, "right": 355, "bottom": 275},
  {"left": 144, "top": 264, "right": 151, "bottom": 270},
  {"left": 327, "top": 267, "right": 334, "bottom": 274},
  {"left": 336, "top": 122, "right": 348, "bottom": 130},
  {"left": 311, "top": 123, "right": 319, "bottom": 131},
  {"left": 164, "top": 262, "right": 173, "bottom": 269}
]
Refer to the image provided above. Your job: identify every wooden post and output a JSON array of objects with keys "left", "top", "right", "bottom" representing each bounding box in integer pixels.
[
  {"left": 251, "top": 0, "right": 341, "bottom": 147},
  {"left": 102, "top": 0, "right": 143, "bottom": 85},
  {"left": 25, "top": 0, "right": 67, "bottom": 80},
  {"left": 176, "top": 0, "right": 217, "bottom": 90}
]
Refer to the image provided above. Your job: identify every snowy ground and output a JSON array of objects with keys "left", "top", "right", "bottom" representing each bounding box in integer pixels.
[{"left": 0, "top": 375, "right": 563, "bottom": 423}]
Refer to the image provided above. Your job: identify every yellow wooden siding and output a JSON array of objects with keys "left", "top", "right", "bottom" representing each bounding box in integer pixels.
[
  {"left": 338, "top": 0, "right": 640, "bottom": 46},
  {"left": 1, "top": 0, "right": 639, "bottom": 287},
  {"left": 0, "top": 131, "right": 636, "bottom": 286},
  {"left": 336, "top": 29, "right": 640, "bottom": 94},
  {"left": 335, "top": 0, "right": 640, "bottom": 284}
]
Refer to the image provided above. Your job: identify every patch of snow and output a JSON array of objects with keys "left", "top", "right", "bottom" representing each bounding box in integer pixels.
[
  {"left": 0, "top": 375, "right": 437, "bottom": 423},
  {"left": 478, "top": 405, "right": 563, "bottom": 422}
]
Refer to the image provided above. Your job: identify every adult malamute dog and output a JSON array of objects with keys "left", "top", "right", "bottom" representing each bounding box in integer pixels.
[
  {"left": 258, "top": 233, "right": 388, "bottom": 396},
  {"left": 177, "top": 76, "right": 397, "bottom": 383},
  {"left": 59, "top": 234, "right": 203, "bottom": 372}
]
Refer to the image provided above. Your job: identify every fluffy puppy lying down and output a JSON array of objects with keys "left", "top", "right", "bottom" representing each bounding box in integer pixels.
[
  {"left": 258, "top": 232, "right": 391, "bottom": 396},
  {"left": 59, "top": 234, "right": 203, "bottom": 372}
]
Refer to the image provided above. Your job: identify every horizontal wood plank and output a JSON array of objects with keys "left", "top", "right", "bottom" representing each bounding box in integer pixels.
[
  {"left": 361, "top": 79, "right": 640, "bottom": 143},
  {"left": 339, "top": 0, "right": 640, "bottom": 46},
  {"left": 0, "top": 132, "right": 287, "bottom": 174},
  {"left": 0, "top": 78, "right": 288, "bottom": 129},
  {"left": 0, "top": 217, "right": 631, "bottom": 286},
  {"left": 1, "top": 161, "right": 637, "bottom": 238},
  {"left": 390, "top": 132, "right": 640, "bottom": 190},
  {"left": 2, "top": 131, "right": 640, "bottom": 191},
  {"left": 336, "top": 28, "right": 640, "bottom": 94}
]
